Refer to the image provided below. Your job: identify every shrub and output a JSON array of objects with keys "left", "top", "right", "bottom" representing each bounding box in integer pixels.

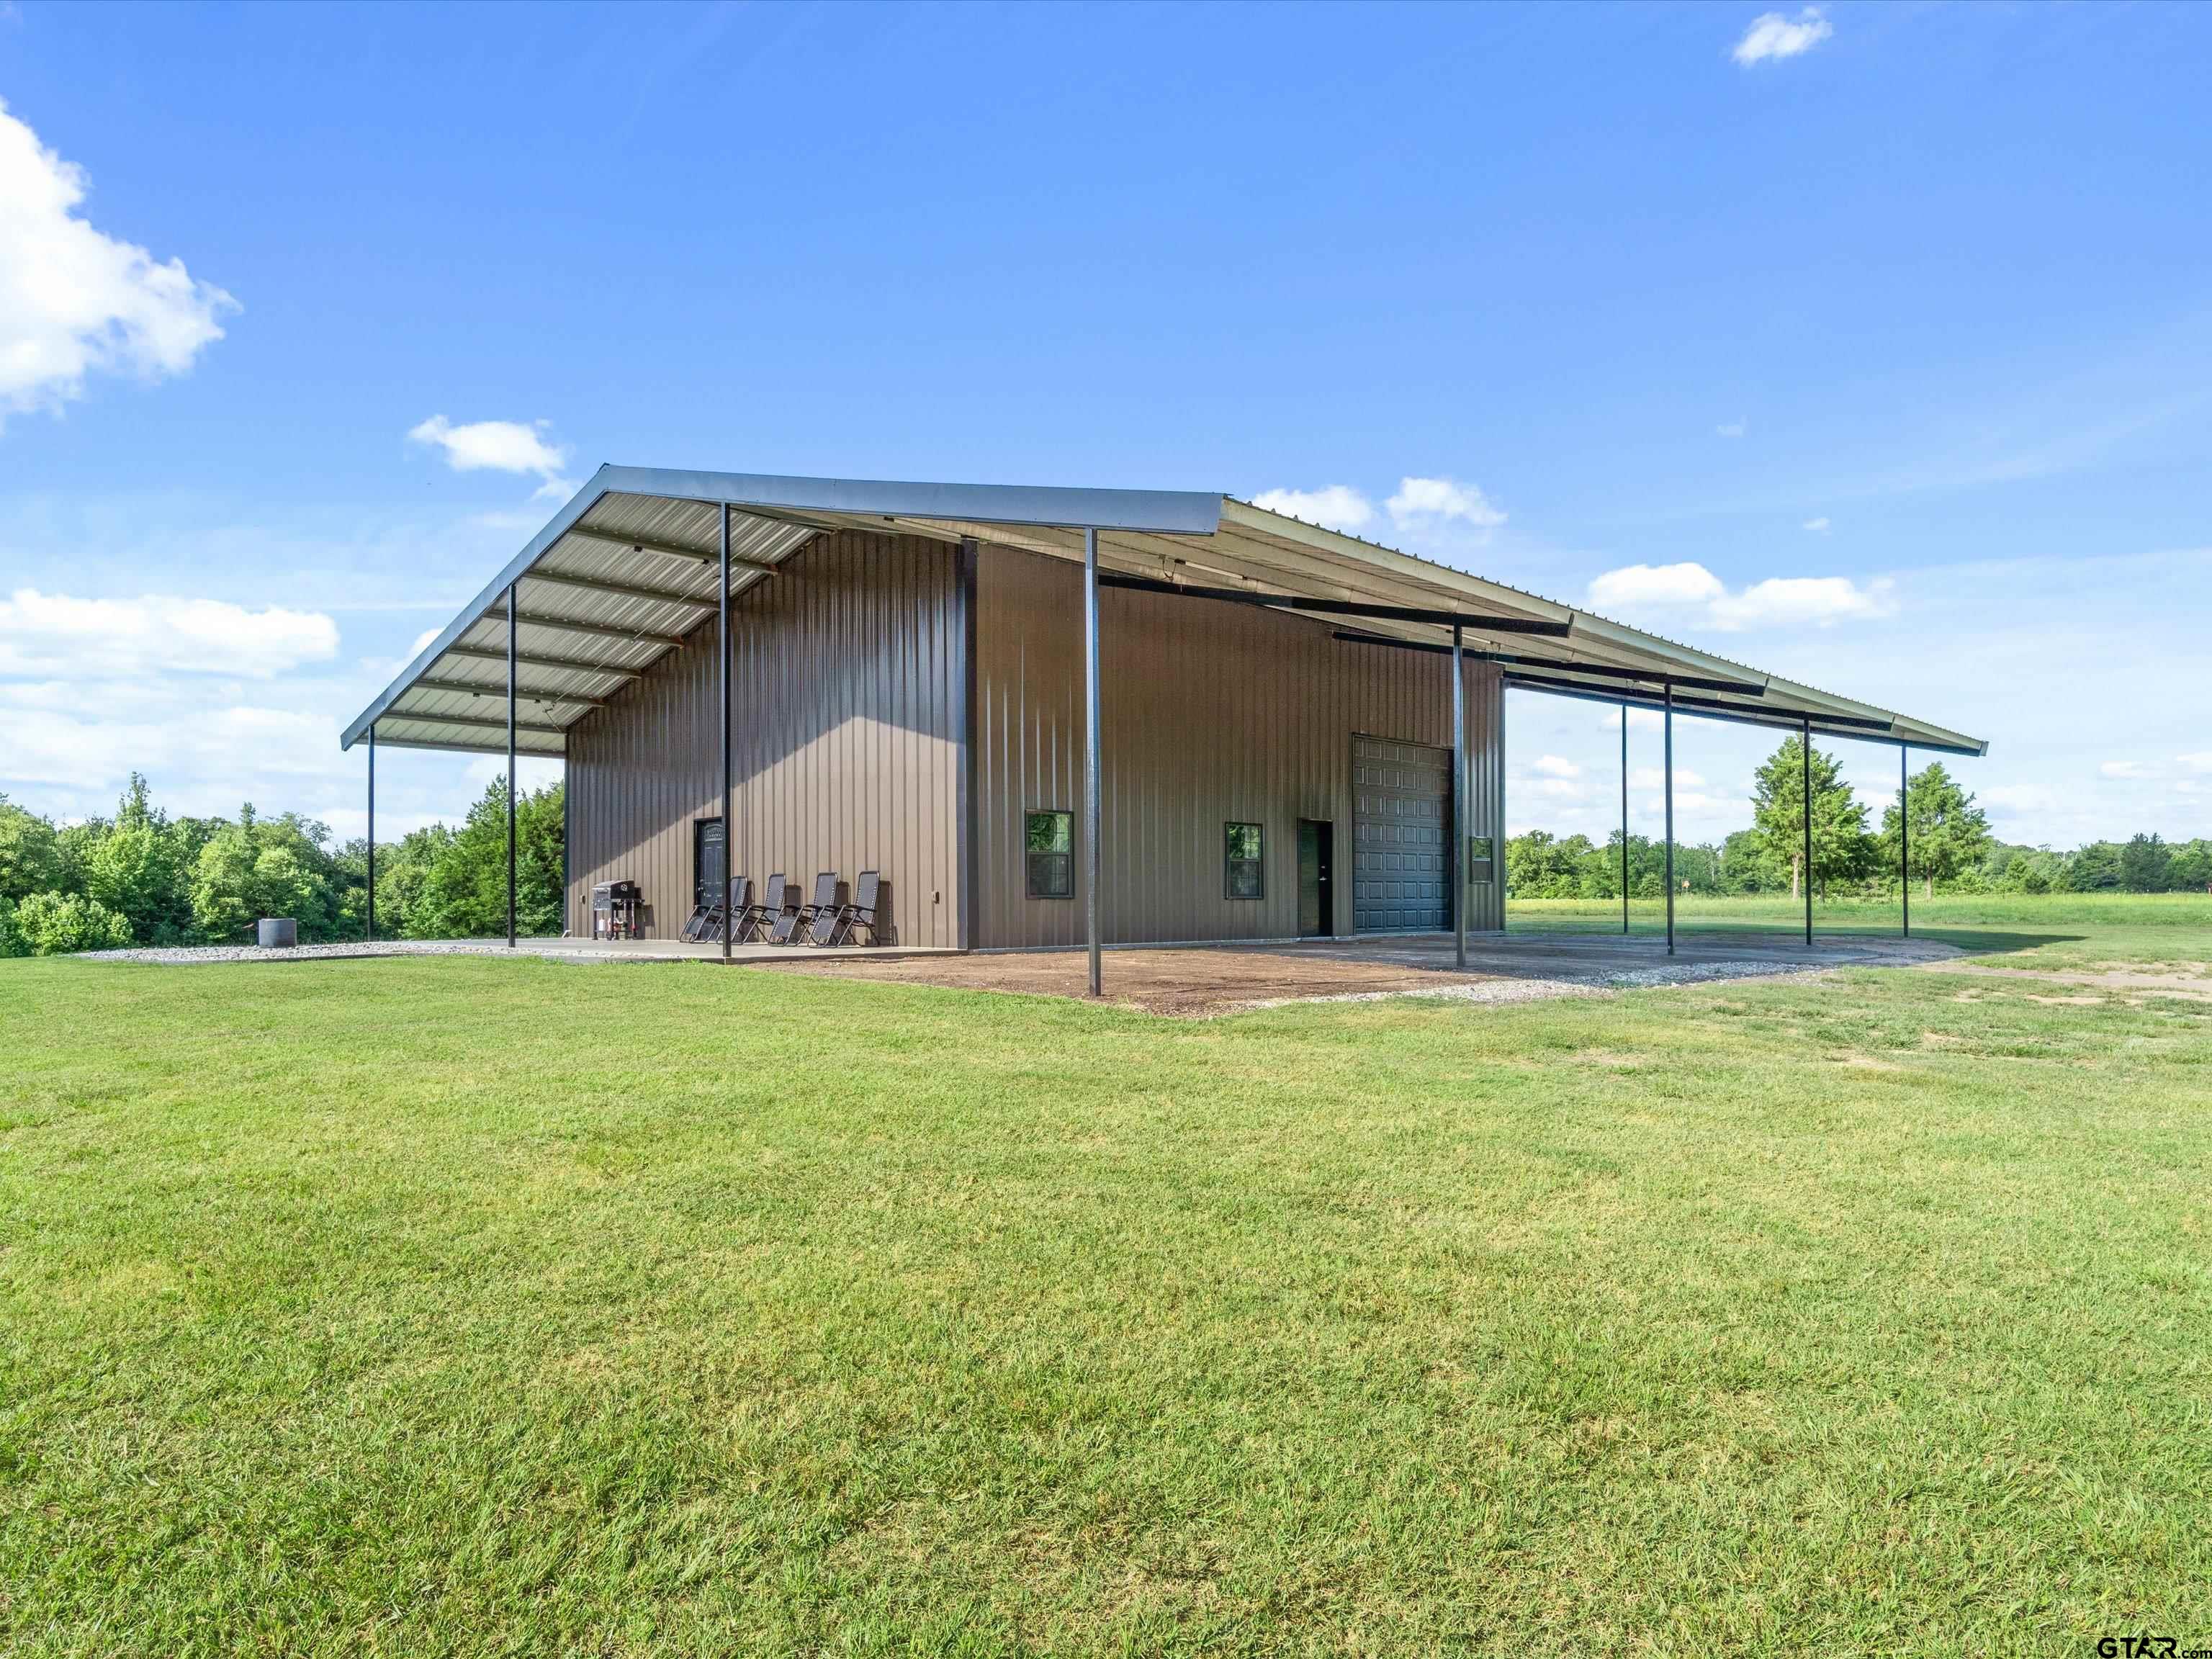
[{"left": 15, "top": 891, "right": 134, "bottom": 955}]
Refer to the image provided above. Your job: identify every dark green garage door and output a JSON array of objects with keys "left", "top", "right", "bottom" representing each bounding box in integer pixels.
[{"left": 1352, "top": 736, "right": 1450, "bottom": 933}]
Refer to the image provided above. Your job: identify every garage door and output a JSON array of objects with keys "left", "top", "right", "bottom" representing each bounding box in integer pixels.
[{"left": 1352, "top": 736, "right": 1450, "bottom": 933}]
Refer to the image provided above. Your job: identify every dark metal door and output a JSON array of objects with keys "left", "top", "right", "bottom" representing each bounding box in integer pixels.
[
  {"left": 1298, "top": 819, "right": 1334, "bottom": 937},
  {"left": 1352, "top": 737, "right": 1450, "bottom": 932},
  {"left": 693, "top": 817, "right": 725, "bottom": 911}
]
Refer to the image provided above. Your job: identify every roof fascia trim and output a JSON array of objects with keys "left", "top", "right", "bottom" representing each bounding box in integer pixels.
[
  {"left": 343, "top": 469, "right": 1223, "bottom": 750},
  {"left": 342, "top": 468, "right": 619, "bottom": 749},
  {"left": 598, "top": 467, "right": 1223, "bottom": 536}
]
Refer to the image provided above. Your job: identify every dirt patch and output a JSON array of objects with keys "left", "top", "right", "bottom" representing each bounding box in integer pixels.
[{"left": 763, "top": 947, "right": 1515, "bottom": 1018}]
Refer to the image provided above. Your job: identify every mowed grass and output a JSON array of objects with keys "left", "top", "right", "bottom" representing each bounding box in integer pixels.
[
  {"left": 1514, "top": 890, "right": 2212, "bottom": 968},
  {"left": 3, "top": 930, "right": 2211, "bottom": 1655}
]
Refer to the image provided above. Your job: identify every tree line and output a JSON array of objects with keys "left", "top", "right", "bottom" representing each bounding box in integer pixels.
[
  {"left": 1504, "top": 739, "right": 2212, "bottom": 900},
  {"left": 0, "top": 774, "right": 565, "bottom": 956}
]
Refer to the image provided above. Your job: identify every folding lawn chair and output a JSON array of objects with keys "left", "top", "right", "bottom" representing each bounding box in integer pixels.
[
  {"left": 814, "top": 870, "right": 882, "bottom": 946},
  {"left": 762, "top": 874, "right": 809, "bottom": 945},
  {"left": 680, "top": 888, "right": 724, "bottom": 943},
  {"left": 720, "top": 876, "right": 756, "bottom": 943},
  {"left": 732, "top": 874, "right": 778, "bottom": 943},
  {"left": 792, "top": 872, "right": 843, "bottom": 946}
]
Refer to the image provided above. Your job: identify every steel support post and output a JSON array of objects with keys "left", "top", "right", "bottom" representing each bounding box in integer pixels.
[
  {"left": 1802, "top": 716, "right": 1813, "bottom": 948},
  {"left": 561, "top": 731, "right": 571, "bottom": 937},
  {"left": 720, "top": 505, "right": 733, "bottom": 963},
  {"left": 1663, "top": 680, "right": 1676, "bottom": 956},
  {"left": 1900, "top": 744, "right": 1910, "bottom": 939},
  {"left": 1084, "top": 527, "right": 1102, "bottom": 997},
  {"left": 1620, "top": 701, "right": 1629, "bottom": 935},
  {"left": 506, "top": 583, "right": 518, "bottom": 949},
  {"left": 1452, "top": 623, "right": 1467, "bottom": 969},
  {"left": 366, "top": 724, "right": 375, "bottom": 943}
]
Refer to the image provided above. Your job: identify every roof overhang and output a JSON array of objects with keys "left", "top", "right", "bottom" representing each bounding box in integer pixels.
[{"left": 343, "top": 465, "right": 1987, "bottom": 759}]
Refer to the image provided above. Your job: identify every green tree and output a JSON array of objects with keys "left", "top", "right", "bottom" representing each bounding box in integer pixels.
[
  {"left": 15, "top": 891, "right": 133, "bottom": 954},
  {"left": 410, "top": 780, "right": 565, "bottom": 938},
  {"left": 0, "top": 794, "right": 67, "bottom": 902},
  {"left": 1750, "top": 737, "right": 1871, "bottom": 899},
  {"left": 2170, "top": 840, "right": 2212, "bottom": 894},
  {"left": 1719, "top": 828, "right": 1775, "bottom": 894},
  {"left": 191, "top": 808, "right": 264, "bottom": 942},
  {"left": 0, "top": 896, "right": 28, "bottom": 958},
  {"left": 1877, "top": 762, "right": 1994, "bottom": 899},
  {"left": 2118, "top": 832, "right": 2172, "bottom": 893},
  {"left": 380, "top": 824, "right": 453, "bottom": 940},
  {"left": 2061, "top": 842, "right": 2121, "bottom": 891},
  {"left": 75, "top": 775, "right": 197, "bottom": 943},
  {"left": 189, "top": 806, "right": 345, "bottom": 942}
]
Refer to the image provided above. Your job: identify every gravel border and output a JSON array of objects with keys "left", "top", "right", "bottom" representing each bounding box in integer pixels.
[{"left": 1238, "top": 958, "right": 1833, "bottom": 1012}]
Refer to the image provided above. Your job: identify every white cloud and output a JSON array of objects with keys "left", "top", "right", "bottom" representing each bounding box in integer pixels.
[
  {"left": 1714, "top": 575, "right": 1897, "bottom": 629},
  {"left": 408, "top": 415, "right": 574, "bottom": 498},
  {"left": 1732, "top": 7, "right": 1833, "bottom": 66},
  {"left": 1716, "top": 420, "right": 1748, "bottom": 439},
  {"left": 0, "top": 693, "right": 339, "bottom": 798},
  {"left": 1254, "top": 476, "right": 1509, "bottom": 543},
  {"left": 1523, "top": 775, "right": 1588, "bottom": 802},
  {"left": 0, "top": 588, "right": 338, "bottom": 678},
  {"left": 0, "top": 96, "right": 236, "bottom": 420},
  {"left": 1385, "top": 476, "right": 1506, "bottom": 534},
  {"left": 1631, "top": 766, "right": 1708, "bottom": 792},
  {"left": 1586, "top": 561, "right": 1896, "bottom": 632},
  {"left": 2100, "top": 760, "right": 2160, "bottom": 781},
  {"left": 1250, "top": 485, "right": 1375, "bottom": 534},
  {"left": 1533, "top": 754, "right": 1581, "bottom": 778},
  {"left": 1982, "top": 784, "right": 2059, "bottom": 815},
  {"left": 1802, "top": 516, "right": 1831, "bottom": 533},
  {"left": 1587, "top": 562, "right": 1727, "bottom": 611},
  {"left": 2177, "top": 752, "right": 2212, "bottom": 774}
]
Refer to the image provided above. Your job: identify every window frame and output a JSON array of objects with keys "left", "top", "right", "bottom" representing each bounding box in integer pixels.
[
  {"left": 1025, "top": 809, "right": 1074, "bottom": 901},
  {"left": 1465, "top": 833, "right": 1495, "bottom": 884},
  {"left": 1223, "top": 820, "right": 1265, "bottom": 901}
]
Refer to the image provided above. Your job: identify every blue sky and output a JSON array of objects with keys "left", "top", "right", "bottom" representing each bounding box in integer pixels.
[{"left": 2, "top": 1, "right": 2208, "bottom": 849}]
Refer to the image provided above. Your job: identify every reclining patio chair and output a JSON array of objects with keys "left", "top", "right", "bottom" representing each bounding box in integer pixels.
[
  {"left": 732, "top": 873, "right": 779, "bottom": 943},
  {"left": 761, "top": 873, "right": 810, "bottom": 946},
  {"left": 788, "top": 871, "right": 843, "bottom": 946},
  {"left": 680, "top": 878, "right": 731, "bottom": 943},
  {"left": 812, "top": 870, "right": 883, "bottom": 946},
  {"left": 691, "top": 876, "right": 754, "bottom": 945}
]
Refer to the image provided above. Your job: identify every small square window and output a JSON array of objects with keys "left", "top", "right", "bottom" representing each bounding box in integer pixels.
[
  {"left": 1225, "top": 822, "right": 1264, "bottom": 900},
  {"left": 1026, "top": 810, "right": 1073, "bottom": 899},
  {"left": 1465, "top": 834, "right": 1495, "bottom": 884}
]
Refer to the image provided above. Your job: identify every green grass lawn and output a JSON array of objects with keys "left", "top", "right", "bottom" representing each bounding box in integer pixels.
[
  {"left": 1513, "top": 889, "right": 2212, "bottom": 968},
  {"left": 4, "top": 917, "right": 2211, "bottom": 1654}
]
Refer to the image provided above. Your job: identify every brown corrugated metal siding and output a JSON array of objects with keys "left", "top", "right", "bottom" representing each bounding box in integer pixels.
[
  {"left": 566, "top": 531, "right": 1504, "bottom": 949},
  {"left": 567, "top": 530, "right": 966, "bottom": 947},
  {"left": 973, "top": 543, "right": 1503, "bottom": 945}
]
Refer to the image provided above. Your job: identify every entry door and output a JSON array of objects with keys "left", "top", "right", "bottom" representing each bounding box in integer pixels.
[
  {"left": 693, "top": 817, "right": 726, "bottom": 911},
  {"left": 1352, "top": 736, "right": 1450, "bottom": 932},
  {"left": 1298, "top": 819, "right": 1334, "bottom": 937}
]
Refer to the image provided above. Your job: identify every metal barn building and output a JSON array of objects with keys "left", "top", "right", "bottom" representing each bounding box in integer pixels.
[{"left": 343, "top": 467, "right": 1984, "bottom": 986}]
